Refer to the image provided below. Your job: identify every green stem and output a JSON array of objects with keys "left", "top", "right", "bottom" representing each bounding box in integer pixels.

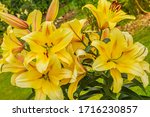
[{"left": 135, "top": 0, "right": 149, "bottom": 14}]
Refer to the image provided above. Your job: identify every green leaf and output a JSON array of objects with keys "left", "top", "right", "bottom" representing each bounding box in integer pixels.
[
  {"left": 132, "top": 79, "right": 146, "bottom": 94},
  {"left": 78, "top": 88, "right": 103, "bottom": 100},
  {"left": 120, "top": 86, "right": 143, "bottom": 100}
]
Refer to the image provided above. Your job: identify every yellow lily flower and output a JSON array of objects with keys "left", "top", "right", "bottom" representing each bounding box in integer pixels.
[
  {"left": 0, "top": 53, "right": 27, "bottom": 86},
  {"left": 60, "top": 45, "right": 86, "bottom": 100},
  {"left": 92, "top": 28, "right": 149, "bottom": 93},
  {"left": 83, "top": 0, "right": 135, "bottom": 29},
  {"left": 1, "top": 26, "right": 24, "bottom": 62},
  {"left": 13, "top": 56, "right": 72, "bottom": 100},
  {"left": 22, "top": 26, "right": 73, "bottom": 73}
]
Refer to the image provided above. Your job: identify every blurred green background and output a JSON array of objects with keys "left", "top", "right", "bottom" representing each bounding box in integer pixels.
[{"left": 0, "top": 0, "right": 150, "bottom": 99}]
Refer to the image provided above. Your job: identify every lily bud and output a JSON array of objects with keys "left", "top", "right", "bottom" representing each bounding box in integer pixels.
[
  {"left": 0, "top": 12, "right": 28, "bottom": 29},
  {"left": 46, "top": 0, "right": 59, "bottom": 21}
]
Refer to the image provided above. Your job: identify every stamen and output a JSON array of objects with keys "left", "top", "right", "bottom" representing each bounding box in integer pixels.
[
  {"left": 42, "top": 72, "right": 50, "bottom": 81},
  {"left": 110, "top": 0, "right": 122, "bottom": 12}
]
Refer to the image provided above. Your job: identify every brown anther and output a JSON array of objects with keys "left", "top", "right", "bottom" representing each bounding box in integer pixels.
[
  {"left": 43, "top": 51, "right": 49, "bottom": 58},
  {"left": 110, "top": 0, "right": 122, "bottom": 12}
]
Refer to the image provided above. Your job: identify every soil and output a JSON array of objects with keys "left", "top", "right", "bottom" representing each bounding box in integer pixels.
[{"left": 118, "top": 13, "right": 150, "bottom": 34}]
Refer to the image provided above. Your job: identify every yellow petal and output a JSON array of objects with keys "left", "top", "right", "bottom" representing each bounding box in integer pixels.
[
  {"left": 117, "top": 62, "right": 144, "bottom": 78},
  {"left": 67, "top": 19, "right": 83, "bottom": 41},
  {"left": 127, "top": 74, "right": 135, "bottom": 81},
  {"left": 141, "top": 72, "right": 149, "bottom": 87},
  {"left": 70, "top": 65, "right": 78, "bottom": 83},
  {"left": 1, "top": 63, "right": 25, "bottom": 73},
  {"left": 75, "top": 49, "right": 86, "bottom": 57},
  {"left": 36, "top": 54, "right": 50, "bottom": 73},
  {"left": 50, "top": 28, "right": 73, "bottom": 53},
  {"left": 122, "top": 42, "right": 148, "bottom": 61},
  {"left": 109, "top": 28, "right": 127, "bottom": 59},
  {"left": 27, "top": 10, "right": 42, "bottom": 31},
  {"left": 111, "top": 10, "right": 135, "bottom": 23},
  {"left": 24, "top": 52, "right": 36, "bottom": 67},
  {"left": 35, "top": 89, "right": 46, "bottom": 100},
  {"left": 68, "top": 74, "right": 85, "bottom": 100},
  {"left": 0, "top": 12, "right": 28, "bottom": 29},
  {"left": 42, "top": 21, "right": 56, "bottom": 36},
  {"left": 13, "top": 28, "right": 30, "bottom": 37},
  {"left": 74, "top": 57, "right": 86, "bottom": 75},
  {"left": 42, "top": 81, "right": 64, "bottom": 100},
  {"left": 46, "top": 0, "right": 59, "bottom": 21},
  {"left": 58, "top": 69, "right": 72, "bottom": 79},
  {"left": 56, "top": 49, "right": 73, "bottom": 65},
  {"left": 91, "top": 40, "right": 101, "bottom": 52},
  {"left": 97, "top": 0, "right": 110, "bottom": 12},
  {"left": 108, "top": 22, "right": 117, "bottom": 29},
  {"left": 1, "top": 27, "right": 22, "bottom": 53},
  {"left": 22, "top": 32, "right": 48, "bottom": 48},
  {"left": 50, "top": 54, "right": 62, "bottom": 69},
  {"left": 101, "top": 28, "right": 110, "bottom": 40},
  {"left": 60, "top": 79, "right": 70, "bottom": 86},
  {"left": 92, "top": 56, "right": 116, "bottom": 71},
  {"left": 15, "top": 70, "right": 42, "bottom": 89},
  {"left": 140, "top": 61, "right": 150, "bottom": 73},
  {"left": 110, "top": 68, "right": 123, "bottom": 93},
  {"left": 122, "top": 31, "right": 133, "bottom": 47}
]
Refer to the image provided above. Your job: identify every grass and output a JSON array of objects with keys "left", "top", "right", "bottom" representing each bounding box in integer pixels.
[{"left": 0, "top": 73, "right": 32, "bottom": 100}]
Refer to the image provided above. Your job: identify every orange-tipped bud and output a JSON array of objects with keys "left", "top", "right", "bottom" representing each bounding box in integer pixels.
[
  {"left": 46, "top": 0, "right": 59, "bottom": 21},
  {"left": 0, "top": 12, "right": 28, "bottom": 29}
]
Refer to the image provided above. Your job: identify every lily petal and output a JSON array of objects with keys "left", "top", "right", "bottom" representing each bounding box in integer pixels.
[
  {"left": 36, "top": 53, "right": 50, "bottom": 73},
  {"left": 0, "top": 12, "right": 28, "bottom": 29},
  {"left": 50, "top": 28, "right": 73, "bottom": 53},
  {"left": 56, "top": 49, "right": 73, "bottom": 65},
  {"left": 42, "top": 81, "right": 64, "bottom": 100},
  {"left": 68, "top": 74, "right": 85, "bottom": 100},
  {"left": 35, "top": 89, "right": 46, "bottom": 100},
  {"left": 42, "top": 21, "right": 56, "bottom": 36},
  {"left": 46, "top": 0, "right": 59, "bottom": 21},
  {"left": 24, "top": 52, "right": 36, "bottom": 67},
  {"left": 27, "top": 10, "right": 42, "bottom": 31},
  {"left": 110, "top": 68, "right": 123, "bottom": 93},
  {"left": 15, "top": 70, "right": 42, "bottom": 89}
]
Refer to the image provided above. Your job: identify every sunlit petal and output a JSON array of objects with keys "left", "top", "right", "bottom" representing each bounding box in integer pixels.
[
  {"left": 35, "top": 89, "right": 46, "bottom": 100},
  {"left": 68, "top": 75, "right": 85, "bottom": 100},
  {"left": 42, "top": 81, "right": 64, "bottom": 100},
  {"left": 27, "top": 10, "right": 42, "bottom": 31},
  {"left": 110, "top": 69, "right": 123, "bottom": 93},
  {"left": 0, "top": 12, "right": 28, "bottom": 29},
  {"left": 46, "top": 0, "right": 59, "bottom": 21}
]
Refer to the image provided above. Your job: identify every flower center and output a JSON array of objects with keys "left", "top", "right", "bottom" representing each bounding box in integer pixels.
[
  {"left": 107, "top": 52, "right": 123, "bottom": 64},
  {"left": 42, "top": 72, "right": 50, "bottom": 82},
  {"left": 109, "top": 0, "right": 121, "bottom": 12},
  {"left": 42, "top": 42, "right": 54, "bottom": 58}
]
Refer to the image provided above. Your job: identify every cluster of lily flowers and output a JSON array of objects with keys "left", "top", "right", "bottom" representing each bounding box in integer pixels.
[{"left": 0, "top": 0, "right": 149, "bottom": 100}]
